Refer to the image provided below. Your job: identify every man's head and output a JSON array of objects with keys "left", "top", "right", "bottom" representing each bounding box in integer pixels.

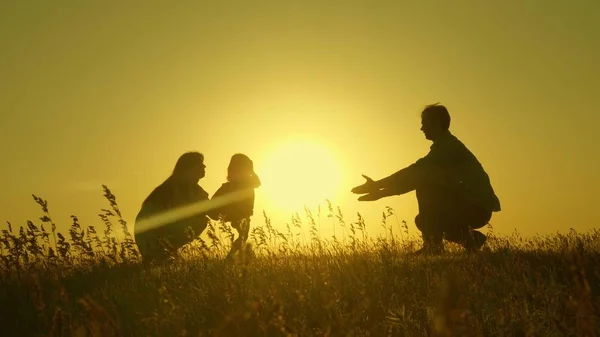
[
  {"left": 420, "top": 103, "right": 451, "bottom": 141},
  {"left": 172, "top": 151, "right": 206, "bottom": 183}
]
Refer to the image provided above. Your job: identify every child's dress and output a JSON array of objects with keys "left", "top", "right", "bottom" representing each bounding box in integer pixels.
[{"left": 212, "top": 175, "right": 261, "bottom": 258}]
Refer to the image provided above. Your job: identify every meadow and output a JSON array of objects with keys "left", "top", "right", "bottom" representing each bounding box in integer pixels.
[{"left": 1, "top": 186, "right": 598, "bottom": 336}]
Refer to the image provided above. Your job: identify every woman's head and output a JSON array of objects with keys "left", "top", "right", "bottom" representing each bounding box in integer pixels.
[
  {"left": 172, "top": 151, "right": 206, "bottom": 183},
  {"left": 227, "top": 153, "right": 254, "bottom": 182}
]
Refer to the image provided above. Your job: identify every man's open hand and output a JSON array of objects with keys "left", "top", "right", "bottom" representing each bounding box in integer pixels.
[
  {"left": 357, "top": 189, "right": 385, "bottom": 201},
  {"left": 351, "top": 174, "right": 378, "bottom": 194}
]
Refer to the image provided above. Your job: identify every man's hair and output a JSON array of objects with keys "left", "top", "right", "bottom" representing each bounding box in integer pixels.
[
  {"left": 173, "top": 151, "right": 204, "bottom": 175},
  {"left": 421, "top": 103, "right": 451, "bottom": 130}
]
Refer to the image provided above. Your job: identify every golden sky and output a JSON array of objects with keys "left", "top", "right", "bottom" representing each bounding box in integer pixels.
[{"left": 1, "top": 1, "right": 599, "bottom": 238}]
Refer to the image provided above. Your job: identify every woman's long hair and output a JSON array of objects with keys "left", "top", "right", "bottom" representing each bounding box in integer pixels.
[
  {"left": 173, "top": 152, "right": 204, "bottom": 177},
  {"left": 143, "top": 151, "right": 204, "bottom": 206}
]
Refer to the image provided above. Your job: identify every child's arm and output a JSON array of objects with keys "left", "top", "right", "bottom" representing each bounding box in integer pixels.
[
  {"left": 249, "top": 172, "right": 261, "bottom": 188},
  {"left": 246, "top": 159, "right": 261, "bottom": 188}
]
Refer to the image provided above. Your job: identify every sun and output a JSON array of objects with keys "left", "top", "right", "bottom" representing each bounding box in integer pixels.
[{"left": 257, "top": 136, "right": 345, "bottom": 215}]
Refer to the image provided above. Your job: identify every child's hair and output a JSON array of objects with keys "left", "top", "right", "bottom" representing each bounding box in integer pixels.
[{"left": 227, "top": 153, "right": 254, "bottom": 182}]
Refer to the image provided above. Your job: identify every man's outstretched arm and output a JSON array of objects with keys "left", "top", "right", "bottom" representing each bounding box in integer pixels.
[
  {"left": 374, "top": 161, "right": 422, "bottom": 193},
  {"left": 356, "top": 187, "right": 401, "bottom": 201},
  {"left": 352, "top": 157, "right": 429, "bottom": 199}
]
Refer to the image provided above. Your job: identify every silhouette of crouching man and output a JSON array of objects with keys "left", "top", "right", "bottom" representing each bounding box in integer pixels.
[{"left": 352, "top": 103, "right": 501, "bottom": 254}]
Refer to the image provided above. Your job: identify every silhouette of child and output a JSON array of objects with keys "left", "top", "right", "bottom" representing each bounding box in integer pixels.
[{"left": 212, "top": 153, "right": 261, "bottom": 260}]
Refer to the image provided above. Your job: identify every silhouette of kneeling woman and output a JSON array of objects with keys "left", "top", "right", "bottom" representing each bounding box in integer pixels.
[{"left": 134, "top": 152, "right": 217, "bottom": 263}]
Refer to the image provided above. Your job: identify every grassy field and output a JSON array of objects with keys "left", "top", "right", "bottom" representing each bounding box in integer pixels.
[{"left": 1, "top": 186, "right": 598, "bottom": 336}]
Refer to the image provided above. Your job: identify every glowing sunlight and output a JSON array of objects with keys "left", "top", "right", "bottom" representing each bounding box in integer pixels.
[{"left": 258, "top": 136, "right": 345, "bottom": 214}]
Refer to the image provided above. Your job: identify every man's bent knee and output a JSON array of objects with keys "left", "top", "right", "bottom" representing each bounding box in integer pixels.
[
  {"left": 414, "top": 214, "right": 423, "bottom": 232},
  {"left": 414, "top": 213, "right": 444, "bottom": 242}
]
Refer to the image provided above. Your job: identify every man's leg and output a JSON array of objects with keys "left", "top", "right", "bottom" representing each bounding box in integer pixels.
[
  {"left": 443, "top": 203, "right": 491, "bottom": 252},
  {"left": 415, "top": 185, "right": 491, "bottom": 253},
  {"left": 414, "top": 186, "right": 450, "bottom": 253},
  {"left": 414, "top": 214, "right": 444, "bottom": 254}
]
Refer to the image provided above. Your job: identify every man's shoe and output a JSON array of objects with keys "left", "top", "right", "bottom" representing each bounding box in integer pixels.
[
  {"left": 414, "top": 243, "right": 445, "bottom": 255},
  {"left": 465, "top": 231, "right": 487, "bottom": 253}
]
